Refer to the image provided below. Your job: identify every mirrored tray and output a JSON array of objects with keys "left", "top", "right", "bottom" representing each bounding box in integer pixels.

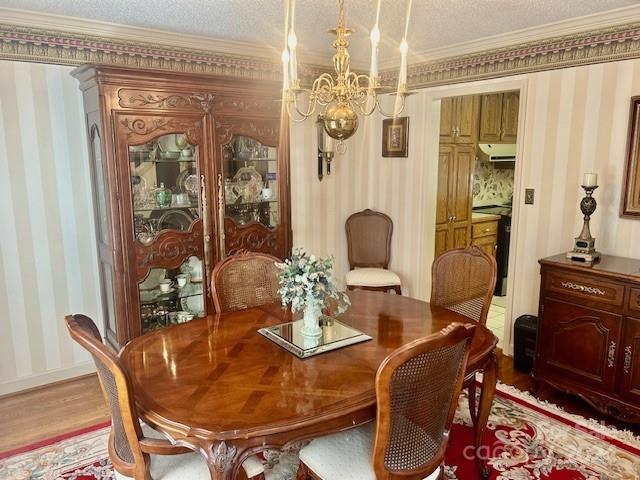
[{"left": 258, "top": 316, "right": 372, "bottom": 359}]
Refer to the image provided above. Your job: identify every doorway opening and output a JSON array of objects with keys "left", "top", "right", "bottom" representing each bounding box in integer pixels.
[{"left": 434, "top": 90, "right": 521, "bottom": 348}]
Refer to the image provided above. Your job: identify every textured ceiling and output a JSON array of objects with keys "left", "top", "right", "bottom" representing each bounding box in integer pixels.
[{"left": 1, "top": 0, "right": 637, "bottom": 64}]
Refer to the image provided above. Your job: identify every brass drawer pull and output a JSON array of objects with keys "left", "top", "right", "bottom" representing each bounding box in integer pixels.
[
  {"left": 625, "top": 346, "right": 633, "bottom": 374},
  {"left": 608, "top": 341, "right": 616, "bottom": 368},
  {"left": 559, "top": 281, "right": 605, "bottom": 296}
]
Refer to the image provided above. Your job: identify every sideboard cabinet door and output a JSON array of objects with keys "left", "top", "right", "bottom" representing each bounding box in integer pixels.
[
  {"left": 538, "top": 297, "right": 622, "bottom": 392},
  {"left": 619, "top": 317, "right": 640, "bottom": 403}
]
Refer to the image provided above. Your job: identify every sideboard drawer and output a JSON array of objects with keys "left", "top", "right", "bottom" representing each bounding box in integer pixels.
[
  {"left": 472, "top": 221, "right": 498, "bottom": 238},
  {"left": 629, "top": 288, "right": 640, "bottom": 313},
  {"left": 545, "top": 270, "right": 624, "bottom": 307}
]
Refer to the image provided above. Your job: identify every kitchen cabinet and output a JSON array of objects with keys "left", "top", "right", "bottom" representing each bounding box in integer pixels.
[
  {"left": 479, "top": 91, "right": 519, "bottom": 143},
  {"left": 439, "top": 96, "right": 479, "bottom": 145},
  {"left": 72, "top": 65, "right": 291, "bottom": 349},
  {"left": 471, "top": 216, "right": 499, "bottom": 257},
  {"left": 434, "top": 144, "right": 474, "bottom": 256},
  {"left": 534, "top": 254, "right": 640, "bottom": 423}
]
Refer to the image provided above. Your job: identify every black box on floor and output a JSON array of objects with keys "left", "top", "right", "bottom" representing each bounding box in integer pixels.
[{"left": 514, "top": 315, "right": 538, "bottom": 373}]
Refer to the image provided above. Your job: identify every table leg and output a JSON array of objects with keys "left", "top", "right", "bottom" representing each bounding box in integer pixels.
[
  {"left": 474, "top": 352, "right": 497, "bottom": 479},
  {"left": 204, "top": 441, "right": 240, "bottom": 480}
]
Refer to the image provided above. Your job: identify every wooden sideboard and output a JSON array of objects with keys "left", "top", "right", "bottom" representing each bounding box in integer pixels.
[
  {"left": 72, "top": 65, "right": 291, "bottom": 349},
  {"left": 534, "top": 254, "right": 640, "bottom": 423}
]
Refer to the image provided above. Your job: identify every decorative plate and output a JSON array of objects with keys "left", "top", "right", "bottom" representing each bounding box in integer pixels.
[
  {"left": 233, "top": 165, "right": 263, "bottom": 203},
  {"left": 181, "top": 294, "right": 205, "bottom": 316},
  {"left": 176, "top": 167, "right": 199, "bottom": 198},
  {"left": 139, "top": 269, "right": 166, "bottom": 291},
  {"left": 157, "top": 209, "right": 194, "bottom": 232}
]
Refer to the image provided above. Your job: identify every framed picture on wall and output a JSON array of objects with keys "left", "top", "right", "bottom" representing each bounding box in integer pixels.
[
  {"left": 622, "top": 96, "right": 640, "bottom": 217},
  {"left": 382, "top": 117, "right": 409, "bottom": 157}
]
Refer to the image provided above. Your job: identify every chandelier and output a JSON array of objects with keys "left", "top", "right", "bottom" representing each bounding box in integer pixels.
[{"left": 282, "top": 0, "right": 412, "bottom": 147}]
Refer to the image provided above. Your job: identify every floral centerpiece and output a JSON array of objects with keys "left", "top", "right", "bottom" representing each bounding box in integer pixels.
[{"left": 277, "top": 248, "right": 350, "bottom": 336}]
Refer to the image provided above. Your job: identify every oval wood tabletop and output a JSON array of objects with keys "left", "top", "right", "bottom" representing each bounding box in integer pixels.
[{"left": 120, "top": 290, "right": 497, "bottom": 444}]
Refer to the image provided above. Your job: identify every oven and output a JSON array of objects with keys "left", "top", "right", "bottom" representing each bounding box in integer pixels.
[{"left": 473, "top": 205, "right": 512, "bottom": 296}]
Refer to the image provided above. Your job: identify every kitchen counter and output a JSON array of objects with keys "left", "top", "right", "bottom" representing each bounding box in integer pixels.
[{"left": 472, "top": 212, "right": 501, "bottom": 223}]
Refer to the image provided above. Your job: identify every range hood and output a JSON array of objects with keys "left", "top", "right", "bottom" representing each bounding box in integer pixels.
[{"left": 478, "top": 143, "right": 517, "bottom": 162}]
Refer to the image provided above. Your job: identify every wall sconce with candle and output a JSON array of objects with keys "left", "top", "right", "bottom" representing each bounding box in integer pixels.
[
  {"left": 316, "top": 115, "right": 336, "bottom": 181},
  {"left": 566, "top": 173, "right": 601, "bottom": 263}
]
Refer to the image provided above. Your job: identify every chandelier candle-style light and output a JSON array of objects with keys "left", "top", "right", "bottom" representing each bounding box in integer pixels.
[{"left": 282, "top": 0, "right": 413, "bottom": 148}]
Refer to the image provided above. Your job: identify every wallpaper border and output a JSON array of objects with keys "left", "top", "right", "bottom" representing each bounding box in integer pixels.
[
  {"left": 1, "top": 19, "right": 640, "bottom": 84},
  {"left": 394, "top": 22, "right": 640, "bottom": 88}
]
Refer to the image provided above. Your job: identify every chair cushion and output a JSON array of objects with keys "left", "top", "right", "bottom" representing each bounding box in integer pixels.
[
  {"left": 345, "top": 268, "right": 401, "bottom": 287},
  {"left": 299, "top": 422, "right": 440, "bottom": 480},
  {"left": 114, "top": 423, "right": 264, "bottom": 479}
]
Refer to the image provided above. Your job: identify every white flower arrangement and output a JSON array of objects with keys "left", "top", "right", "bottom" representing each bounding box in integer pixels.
[{"left": 276, "top": 248, "right": 350, "bottom": 314}]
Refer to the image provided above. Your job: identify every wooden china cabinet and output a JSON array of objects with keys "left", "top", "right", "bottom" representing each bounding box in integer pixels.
[{"left": 73, "top": 66, "right": 291, "bottom": 349}]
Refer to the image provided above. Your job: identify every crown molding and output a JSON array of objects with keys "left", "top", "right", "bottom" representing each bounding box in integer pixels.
[
  {"left": 381, "top": 4, "right": 640, "bottom": 70},
  {"left": 2, "top": 6, "right": 640, "bottom": 88},
  {"left": 0, "top": 7, "right": 332, "bottom": 80},
  {"left": 380, "top": 19, "right": 640, "bottom": 89}
]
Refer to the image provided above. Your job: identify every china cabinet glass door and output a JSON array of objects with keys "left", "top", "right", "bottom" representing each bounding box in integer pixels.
[
  {"left": 222, "top": 135, "right": 279, "bottom": 230},
  {"left": 127, "top": 131, "right": 207, "bottom": 333}
]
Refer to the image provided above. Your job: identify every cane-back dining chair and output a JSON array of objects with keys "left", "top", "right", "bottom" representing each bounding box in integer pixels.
[
  {"left": 430, "top": 245, "right": 497, "bottom": 425},
  {"left": 211, "top": 250, "right": 281, "bottom": 313},
  {"left": 298, "top": 323, "right": 476, "bottom": 480},
  {"left": 345, "top": 209, "right": 402, "bottom": 294},
  {"left": 65, "top": 314, "right": 266, "bottom": 480}
]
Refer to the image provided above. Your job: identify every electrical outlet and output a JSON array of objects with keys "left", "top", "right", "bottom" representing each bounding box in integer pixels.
[{"left": 525, "top": 188, "right": 535, "bottom": 205}]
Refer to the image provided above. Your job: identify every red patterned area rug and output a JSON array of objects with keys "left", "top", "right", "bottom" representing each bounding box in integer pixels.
[{"left": 1, "top": 383, "right": 639, "bottom": 480}]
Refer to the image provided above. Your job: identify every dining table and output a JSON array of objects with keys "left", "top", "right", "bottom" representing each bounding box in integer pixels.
[{"left": 120, "top": 290, "right": 498, "bottom": 480}]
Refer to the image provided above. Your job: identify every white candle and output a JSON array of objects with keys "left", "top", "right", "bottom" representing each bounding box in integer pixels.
[
  {"left": 583, "top": 173, "right": 598, "bottom": 187},
  {"left": 282, "top": 0, "right": 291, "bottom": 92},
  {"left": 324, "top": 133, "right": 335, "bottom": 153},
  {"left": 281, "top": 49, "right": 290, "bottom": 91},
  {"left": 288, "top": 0, "right": 297, "bottom": 84},
  {"left": 399, "top": 38, "right": 408, "bottom": 86},
  {"left": 369, "top": 25, "right": 380, "bottom": 82},
  {"left": 398, "top": 0, "right": 412, "bottom": 88},
  {"left": 369, "top": 0, "right": 382, "bottom": 84},
  {"left": 288, "top": 31, "right": 298, "bottom": 84}
]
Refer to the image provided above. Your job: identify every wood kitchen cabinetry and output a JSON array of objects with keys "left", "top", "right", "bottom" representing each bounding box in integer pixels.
[
  {"left": 479, "top": 91, "right": 519, "bottom": 143},
  {"left": 439, "top": 96, "right": 480, "bottom": 144},
  {"left": 471, "top": 216, "right": 499, "bottom": 257},
  {"left": 434, "top": 144, "right": 474, "bottom": 257},
  {"left": 534, "top": 254, "right": 640, "bottom": 422},
  {"left": 72, "top": 65, "right": 291, "bottom": 349}
]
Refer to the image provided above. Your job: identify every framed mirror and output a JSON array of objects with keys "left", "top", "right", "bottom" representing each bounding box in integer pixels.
[{"left": 622, "top": 96, "right": 640, "bottom": 217}]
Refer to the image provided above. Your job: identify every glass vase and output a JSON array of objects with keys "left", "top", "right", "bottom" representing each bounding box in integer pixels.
[{"left": 154, "top": 182, "right": 172, "bottom": 208}]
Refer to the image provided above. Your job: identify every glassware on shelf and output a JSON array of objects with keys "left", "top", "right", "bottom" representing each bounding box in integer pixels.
[
  {"left": 138, "top": 256, "right": 206, "bottom": 333},
  {"left": 154, "top": 182, "right": 172, "bottom": 207},
  {"left": 223, "top": 135, "right": 279, "bottom": 229},
  {"left": 130, "top": 134, "right": 201, "bottom": 238}
]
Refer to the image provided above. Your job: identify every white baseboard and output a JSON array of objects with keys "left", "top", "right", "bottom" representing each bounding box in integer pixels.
[{"left": 0, "top": 362, "right": 96, "bottom": 396}]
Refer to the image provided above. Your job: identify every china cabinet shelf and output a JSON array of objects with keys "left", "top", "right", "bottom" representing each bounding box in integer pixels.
[
  {"left": 134, "top": 205, "right": 198, "bottom": 213},
  {"left": 140, "top": 283, "right": 204, "bottom": 305},
  {"left": 129, "top": 158, "right": 197, "bottom": 164},
  {"left": 225, "top": 200, "right": 278, "bottom": 207},
  {"left": 229, "top": 157, "right": 277, "bottom": 163}
]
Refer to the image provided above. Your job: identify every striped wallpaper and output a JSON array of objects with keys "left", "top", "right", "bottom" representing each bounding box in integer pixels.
[
  {"left": 3, "top": 57, "right": 640, "bottom": 393},
  {"left": 291, "top": 58, "right": 640, "bottom": 353},
  {"left": 0, "top": 61, "right": 102, "bottom": 395}
]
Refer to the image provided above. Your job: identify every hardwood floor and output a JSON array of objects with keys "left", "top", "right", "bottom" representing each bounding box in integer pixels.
[
  {"left": 0, "top": 351, "right": 637, "bottom": 453},
  {"left": 0, "top": 374, "right": 109, "bottom": 452}
]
